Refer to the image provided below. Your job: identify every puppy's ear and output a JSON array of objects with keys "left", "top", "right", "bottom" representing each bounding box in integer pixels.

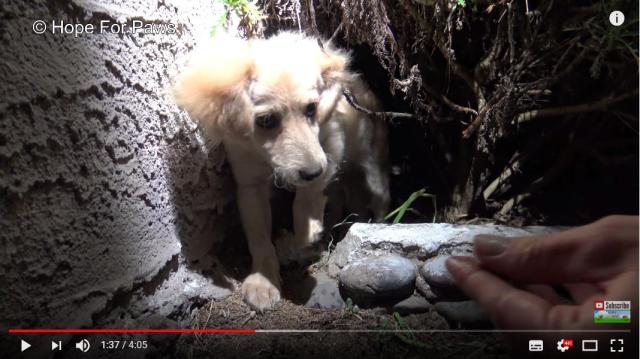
[
  {"left": 174, "top": 36, "right": 254, "bottom": 137},
  {"left": 317, "top": 43, "right": 351, "bottom": 84}
]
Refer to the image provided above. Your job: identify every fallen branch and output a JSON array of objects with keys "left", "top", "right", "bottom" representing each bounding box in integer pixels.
[
  {"left": 526, "top": 89, "right": 552, "bottom": 96},
  {"left": 498, "top": 145, "right": 574, "bottom": 216},
  {"left": 307, "top": 0, "right": 322, "bottom": 41},
  {"left": 328, "top": 20, "right": 344, "bottom": 44},
  {"left": 462, "top": 107, "right": 489, "bottom": 139},
  {"left": 515, "top": 90, "right": 639, "bottom": 124},
  {"left": 462, "top": 96, "right": 501, "bottom": 138},
  {"left": 507, "top": 2, "right": 516, "bottom": 64},
  {"left": 440, "top": 94, "right": 479, "bottom": 116},
  {"left": 498, "top": 192, "right": 531, "bottom": 216},
  {"left": 483, "top": 158, "right": 521, "bottom": 200},
  {"left": 421, "top": 82, "right": 478, "bottom": 116},
  {"left": 342, "top": 89, "right": 415, "bottom": 120}
]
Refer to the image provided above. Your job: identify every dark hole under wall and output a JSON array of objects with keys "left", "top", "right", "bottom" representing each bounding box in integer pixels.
[{"left": 347, "top": 41, "right": 638, "bottom": 225}]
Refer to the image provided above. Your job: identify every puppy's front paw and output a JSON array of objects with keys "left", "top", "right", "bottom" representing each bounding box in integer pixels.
[{"left": 241, "top": 273, "right": 281, "bottom": 312}]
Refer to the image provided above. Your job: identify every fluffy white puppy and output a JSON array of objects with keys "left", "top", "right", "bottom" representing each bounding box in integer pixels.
[{"left": 174, "top": 32, "right": 389, "bottom": 311}]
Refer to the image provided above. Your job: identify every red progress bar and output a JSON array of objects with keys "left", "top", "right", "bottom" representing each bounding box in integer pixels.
[{"left": 8, "top": 329, "right": 255, "bottom": 334}]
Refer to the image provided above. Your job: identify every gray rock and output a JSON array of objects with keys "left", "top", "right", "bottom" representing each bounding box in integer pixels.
[
  {"left": 392, "top": 295, "right": 431, "bottom": 315},
  {"left": 419, "top": 255, "right": 468, "bottom": 301},
  {"left": 327, "top": 223, "right": 563, "bottom": 277},
  {"left": 429, "top": 286, "right": 468, "bottom": 302},
  {"left": 338, "top": 255, "right": 416, "bottom": 307},
  {"left": 305, "top": 280, "right": 346, "bottom": 310},
  {"left": 420, "top": 255, "right": 468, "bottom": 302},
  {"left": 435, "top": 301, "right": 491, "bottom": 327},
  {"left": 131, "top": 257, "right": 232, "bottom": 319},
  {"left": 101, "top": 255, "right": 232, "bottom": 325},
  {"left": 420, "top": 255, "right": 455, "bottom": 288}
]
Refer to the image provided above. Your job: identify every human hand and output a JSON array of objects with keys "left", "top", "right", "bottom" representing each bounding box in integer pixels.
[{"left": 446, "top": 215, "right": 638, "bottom": 331}]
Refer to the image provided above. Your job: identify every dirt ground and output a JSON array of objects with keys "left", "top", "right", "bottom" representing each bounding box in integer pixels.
[
  {"left": 173, "top": 285, "right": 508, "bottom": 359},
  {"left": 162, "top": 215, "right": 511, "bottom": 359}
]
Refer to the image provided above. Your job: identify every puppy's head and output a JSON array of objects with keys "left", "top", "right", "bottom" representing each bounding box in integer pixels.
[{"left": 174, "top": 32, "right": 350, "bottom": 187}]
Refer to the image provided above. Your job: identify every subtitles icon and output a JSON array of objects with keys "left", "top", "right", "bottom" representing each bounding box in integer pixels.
[
  {"left": 582, "top": 339, "right": 598, "bottom": 352},
  {"left": 528, "top": 339, "right": 544, "bottom": 352},
  {"left": 75, "top": 339, "right": 90, "bottom": 352},
  {"left": 557, "top": 339, "right": 573, "bottom": 352}
]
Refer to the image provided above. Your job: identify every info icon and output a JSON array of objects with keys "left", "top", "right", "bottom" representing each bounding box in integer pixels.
[
  {"left": 609, "top": 11, "right": 625, "bottom": 26},
  {"left": 529, "top": 339, "right": 544, "bottom": 352}
]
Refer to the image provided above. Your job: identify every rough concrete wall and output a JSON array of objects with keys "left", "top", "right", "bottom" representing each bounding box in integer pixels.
[{"left": 0, "top": 0, "right": 233, "bottom": 337}]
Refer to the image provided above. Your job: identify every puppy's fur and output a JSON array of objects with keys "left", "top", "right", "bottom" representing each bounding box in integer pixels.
[{"left": 174, "top": 32, "right": 389, "bottom": 311}]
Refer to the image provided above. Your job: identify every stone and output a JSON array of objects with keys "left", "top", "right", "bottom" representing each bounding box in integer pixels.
[
  {"left": 327, "top": 223, "right": 563, "bottom": 277},
  {"left": 392, "top": 295, "right": 431, "bottom": 315},
  {"left": 338, "top": 255, "right": 416, "bottom": 307},
  {"left": 434, "top": 301, "right": 491, "bottom": 327},
  {"left": 420, "top": 255, "right": 455, "bottom": 288},
  {"left": 429, "top": 286, "right": 468, "bottom": 302},
  {"left": 305, "top": 280, "right": 346, "bottom": 310},
  {"left": 419, "top": 255, "right": 467, "bottom": 301},
  {"left": 127, "top": 256, "right": 232, "bottom": 320}
]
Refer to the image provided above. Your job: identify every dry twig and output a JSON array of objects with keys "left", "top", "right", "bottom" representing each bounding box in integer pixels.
[
  {"left": 483, "top": 158, "right": 521, "bottom": 200},
  {"left": 516, "top": 90, "right": 638, "bottom": 124},
  {"left": 462, "top": 96, "right": 500, "bottom": 138},
  {"left": 342, "top": 89, "right": 415, "bottom": 120},
  {"left": 441, "top": 95, "right": 479, "bottom": 116}
]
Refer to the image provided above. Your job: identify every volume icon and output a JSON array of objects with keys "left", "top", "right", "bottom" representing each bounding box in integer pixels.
[{"left": 75, "top": 339, "right": 90, "bottom": 352}]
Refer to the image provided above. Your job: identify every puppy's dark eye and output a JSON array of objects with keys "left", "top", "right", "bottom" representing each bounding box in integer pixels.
[
  {"left": 304, "top": 102, "right": 318, "bottom": 119},
  {"left": 255, "top": 113, "right": 281, "bottom": 129}
]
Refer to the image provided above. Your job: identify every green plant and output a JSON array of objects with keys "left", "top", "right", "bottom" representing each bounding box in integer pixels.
[
  {"left": 384, "top": 189, "right": 437, "bottom": 224},
  {"left": 211, "top": 0, "right": 263, "bottom": 36},
  {"left": 345, "top": 297, "right": 360, "bottom": 314},
  {"left": 391, "top": 312, "right": 433, "bottom": 349},
  {"left": 562, "top": 1, "right": 638, "bottom": 79}
]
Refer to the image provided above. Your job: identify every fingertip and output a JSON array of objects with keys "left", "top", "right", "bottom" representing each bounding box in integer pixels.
[
  {"left": 473, "top": 234, "right": 510, "bottom": 258},
  {"left": 445, "top": 255, "right": 478, "bottom": 279}
]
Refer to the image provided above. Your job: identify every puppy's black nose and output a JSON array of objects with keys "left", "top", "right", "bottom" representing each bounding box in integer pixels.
[{"left": 299, "top": 167, "right": 323, "bottom": 181}]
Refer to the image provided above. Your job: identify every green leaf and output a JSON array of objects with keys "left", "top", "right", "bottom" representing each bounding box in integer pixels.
[{"left": 384, "top": 189, "right": 437, "bottom": 223}]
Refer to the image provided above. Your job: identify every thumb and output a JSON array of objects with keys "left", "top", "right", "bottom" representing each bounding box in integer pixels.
[{"left": 473, "top": 221, "right": 635, "bottom": 284}]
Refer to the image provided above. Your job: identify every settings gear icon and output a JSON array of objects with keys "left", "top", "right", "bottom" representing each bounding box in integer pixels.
[{"left": 557, "top": 339, "right": 573, "bottom": 352}]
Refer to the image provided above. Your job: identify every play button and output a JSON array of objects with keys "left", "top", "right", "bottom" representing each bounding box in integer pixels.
[{"left": 21, "top": 339, "right": 31, "bottom": 352}]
